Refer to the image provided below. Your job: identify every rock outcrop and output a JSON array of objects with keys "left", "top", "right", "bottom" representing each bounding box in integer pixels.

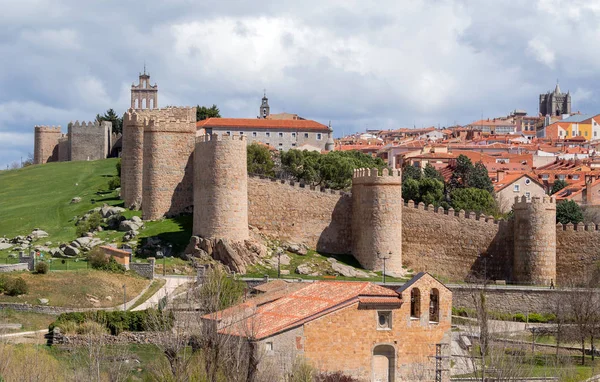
[{"left": 185, "top": 236, "right": 268, "bottom": 274}]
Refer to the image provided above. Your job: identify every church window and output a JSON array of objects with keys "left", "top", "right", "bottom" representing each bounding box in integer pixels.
[
  {"left": 304, "top": 133, "right": 309, "bottom": 138},
  {"left": 429, "top": 289, "right": 439, "bottom": 323},
  {"left": 377, "top": 311, "right": 392, "bottom": 330},
  {"left": 266, "top": 132, "right": 271, "bottom": 137},
  {"left": 410, "top": 288, "right": 420, "bottom": 319},
  {"left": 252, "top": 132, "right": 257, "bottom": 137},
  {"left": 279, "top": 132, "right": 283, "bottom": 137},
  {"left": 317, "top": 133, "right": 322, "bottom": 140},
  {"left": 292, "top": 132, "right": 296, "bottom": 138}
]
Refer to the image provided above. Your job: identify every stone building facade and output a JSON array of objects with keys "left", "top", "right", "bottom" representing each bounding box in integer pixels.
[
  {"left": 207, "top": 273, "right": 452, "bottom": 382},
  {"left": 539, "top": 83, "right": 571, "bottom": 117},
  {"left": 513, "top": 195, "right": 556, "bottom": 286},
  {"left": 131, "top": 70, "right": 158, "bottom": 110}
]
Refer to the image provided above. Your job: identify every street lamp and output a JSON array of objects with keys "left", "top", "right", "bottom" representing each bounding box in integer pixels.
[{"left": 378, "top": 251, "right": 392, "bottom": 284}]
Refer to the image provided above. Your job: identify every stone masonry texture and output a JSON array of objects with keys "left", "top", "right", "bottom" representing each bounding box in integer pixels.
[
  {"left": 142, "top": 115, "right": 196, "bottom": 220},
  {"left": 194, "top": 134, "right": 249, "bottom": 241},
  {"left": 352, "top": 168, "right": 403, "bottom": 273},
  {"left": 68, "top": 121, "right": 111, "bottom": 161},
  {"left": 34, "top": 126, "right": 61, "bottom": 164},
  {"left": 513, "top": 196, "right": 556, "bottom": 286}
]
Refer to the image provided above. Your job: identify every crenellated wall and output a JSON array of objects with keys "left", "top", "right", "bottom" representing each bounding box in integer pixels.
[
  {"left": 142, "top": 115, "right": 196, "bottom": 220},
  {"left": 33, "top": 126, "right": 61, "bottom": 164},
  {"left": 57, "top": 135, "right": 70, "bottom": 162},
  {"left": 68, "top": 121, "right": 112, "bottom": 161},
  {"left": 247, "top": 176, "right": 352, "bottom": 254}
]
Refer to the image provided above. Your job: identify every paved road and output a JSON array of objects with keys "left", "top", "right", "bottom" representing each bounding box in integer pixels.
[{"left": 132, "top": 275, "right": 194, "bottom": 311}]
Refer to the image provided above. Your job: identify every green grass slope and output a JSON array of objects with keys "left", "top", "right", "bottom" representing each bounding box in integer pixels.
[{"left": 0, "top": 159, "right": 121, "bottom": 242}]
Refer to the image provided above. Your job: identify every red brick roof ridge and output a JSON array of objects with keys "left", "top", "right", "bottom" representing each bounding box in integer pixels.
[{"left": 196, "top": 117, "right": 329, "bottom": 132}]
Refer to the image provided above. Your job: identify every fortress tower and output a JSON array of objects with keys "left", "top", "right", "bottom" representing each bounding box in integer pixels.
[
  {"left": 513, "top": 195, "right": 556, "bottom": 285},
  {"left": 351, "top": 168, "right": 403, "bottom": 273},
  {"left": 121, "top": 110, "right": 146, "bottom": 209},
  {"left": 33, "top": 126, "right": 61, "bottom": 164},
  {"left": 193, "top": 134, "right": 249, "bottom": 241},
  {"left": 68, "top": 121, "right": 112, "bottom": 161},
  {"left": 141, "top": 112, "right": 196, "bottom": 220}
]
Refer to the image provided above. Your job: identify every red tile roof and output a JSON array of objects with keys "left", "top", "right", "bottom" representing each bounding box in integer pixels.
[
  {"left": 196, "top": 118, "right": 329, "bottom": 132},
  {"left": 209, "top": 281, "right": 400, "bottom": 339}
]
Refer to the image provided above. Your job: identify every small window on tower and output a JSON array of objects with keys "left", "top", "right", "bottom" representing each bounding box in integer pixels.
[
  {"left": 279, "top": 132, "right": 283, "bottom": 138},
  {"left": 292, "top": 132, "right": 296, "bottom": 138},
  {"left": 266, "top": 132, "right": 271, "bottom": 137},
  {"left": 252, "top": 132, "right": 257, "bottom": 137},
  {"left": 317, "top": 133, "right": 322, "bottom": 140},
  {"left": 304, "top": 133, "right": 309, "bottom": 139}
]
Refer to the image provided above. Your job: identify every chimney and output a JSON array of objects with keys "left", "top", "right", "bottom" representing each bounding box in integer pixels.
[
  {"left": 497, "top": 170, "right": 506, "bottom": 182},
  {"left": 585, "top": 181, "right": 594, "bottom": 205}
]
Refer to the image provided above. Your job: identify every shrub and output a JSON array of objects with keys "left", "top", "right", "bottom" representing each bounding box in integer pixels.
[
  {"left": 0, "top": 275, "right": 6, "bottom": 293},
  {"left": 5, "top": 277, "right": 28, "bottom": 296},
  {"left": 35, "top": 261, "right": 49, "bottom": 274},
  {"left": 116, "top": 159, "right": 121, "bottom": 178},
  {"left": 76, "top": 321, "right": 108, "bottom": 335},
  {"left": 76, "top": 211, "right": 104, "bottom": 237},
  {"left": 314, "top": 371, "right": 360, "bottom": 382},
  {"left": 49, "top": 309, "right": 173, "bottom": 335},
  {"left": 108, "top": 176, "right": 120, "bottom": 190},
  {"left": 513, "top": 313, "right": 527, "bottom": 322},
  {"left": 87, "top": 249, "right": 125, "bottom": 273}
]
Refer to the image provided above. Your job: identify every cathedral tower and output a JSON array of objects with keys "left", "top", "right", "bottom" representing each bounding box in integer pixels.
[
  {"left": 259, "top": 91, "right": 270, "bottom": 118},
  {"left": 539, "top": 82, "right": 571, "bottom": 117},
  {"left": 131, "top": 67, "right": 158, "bottom": 110}
]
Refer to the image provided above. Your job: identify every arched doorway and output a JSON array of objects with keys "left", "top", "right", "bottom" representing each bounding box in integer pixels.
[{"left": 372, "top": 344, "right": 395, "bottom": 382}]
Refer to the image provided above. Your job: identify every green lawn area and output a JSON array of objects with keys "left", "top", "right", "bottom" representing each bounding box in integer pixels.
[{"left": 0, "top": 159, "right": 121, "bottom": 242}]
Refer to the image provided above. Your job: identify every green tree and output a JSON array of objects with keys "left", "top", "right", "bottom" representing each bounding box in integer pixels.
[
  {"left": 402, "top": 178, "right": 420, "bottom": 203},
  {"left": 556, "top": 200, "right": 584, "bottom": 224},
  {"left": 450, "top": 187, "right": 498, "bottom": 216},
  {"left": 423, "top": 163, "right": 444, "bottom": 182},
  {"left": 197, "top": 104, "right": 221, "bottom": 121},
  {"left": 468, "top": 161, "right": 494, "bottom": 194},
  {"left": 247, "top": 143, "right": 275, "bottom": 177},
  {"left": 95, "top": 108, "right": 123, "bottom": 135},
  {"left": 453, "top": 154, "right": 474, "bottom": 188},
  {"left": 402, "top": 165, "right": 422, "bottom": 182},
  {"left": 419, "top": 178, "right": 444, "bottom": 206},
  {"left": 551, "top": 179, "right": 568, "bottom": 195}
]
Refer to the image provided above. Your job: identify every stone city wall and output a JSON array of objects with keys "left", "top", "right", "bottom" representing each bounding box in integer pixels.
[
  {"left": 57, "top": 135, "right": 70, "bottom": 162},
  {"left": 33, "top": 126, "right": 61, "bottom": 164},
  {"left": 68, "top": 121, "right": 111, "bottom": 161},
  {"left": 402, "top": 202, "right": 513, "bottom": 282},
  {"left": 247, "top": 176, "right": 352, "bottom": 254},
  {"left": 556, "top": 224, "right": 600, "bottom": 285},
  {"left": 142, "top": 117, "right": 195, "bottom": 220}
]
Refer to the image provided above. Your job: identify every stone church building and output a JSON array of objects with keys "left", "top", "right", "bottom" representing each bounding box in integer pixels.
[{"left": 539, "top": 83, "right": 571, "bottom": 117}]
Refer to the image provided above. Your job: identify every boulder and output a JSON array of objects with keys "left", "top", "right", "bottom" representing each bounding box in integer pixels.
[
  {"left": 100, "top": 205, "right": 125, "bottom": 218},
  {"left": 287, "top": 244, "right": 307, "bottom": 256},
  {"left": 131, "top": 216, "right": 143, "bottom": 224},
  {"left": 30, "top": 229, "right": 49, "bottom": 239},
  {"left": 44, "top": 241, "right": 52, "bottom": 246},
  {"left": 123, "top": 230, "right": 138, "bottom": 241},
  {"left": 63, "top": 245, "right": 80, "bottom": 256},
  {"left": 38, "top": 298, "right": 49, "bottom": 305},
  {"left": 119, "top": 220, "right": 142, "bottom": 232},
  {"left": 105, "top": 296, "right": 112, "bottom": 302},
  {"left": 70, "top": 241, "right": 81, "bottom": 248},
  {"left": 74, "top": 237, "right": 92, "bottom": 248},
  {"left": 329, "top": 260, "right": 369, "bottom": 278},
  {"left": 0, "top": 243, "right": 13, "bottom": 250},
  {"left": 295, "top": 264, "right": 312, "bottom": 275},
  {"left": 185, "top": 236, "right": 267, "bottom": 274},
  {"left": 70, "top": 197, "right": 82, "bottom": 204}
]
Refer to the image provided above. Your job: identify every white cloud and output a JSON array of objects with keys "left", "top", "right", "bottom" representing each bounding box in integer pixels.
[{"left": 527, "top": 37, "right": 555, "bottom": 67}]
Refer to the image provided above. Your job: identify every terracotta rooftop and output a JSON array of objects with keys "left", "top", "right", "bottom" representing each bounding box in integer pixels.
[
  {"left": 196, "top": 118, "right": 330, "bottom": 132},
  {"left": 209, "top": 281, "right": 400, "bottom": 340}
]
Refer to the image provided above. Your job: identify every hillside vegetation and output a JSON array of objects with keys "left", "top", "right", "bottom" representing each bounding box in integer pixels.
[{"left": 0, "top": 159, "right": 121, "bottom": 242}]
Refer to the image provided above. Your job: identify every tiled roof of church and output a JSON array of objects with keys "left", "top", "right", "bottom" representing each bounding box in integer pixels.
[{"left": 196, "top": 118, "right": 329, "bottom": 132}]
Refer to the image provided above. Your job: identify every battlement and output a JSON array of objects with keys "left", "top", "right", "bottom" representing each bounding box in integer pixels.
[
  {"left": 404, "top": 199, "right": 500, "bottom": 225},
  {"left": 123, "top": 110, "right": 147, "bottom": 125},
  {"left": 556, "top": 222, "right": 600, "bottom": 231},
  {"left": 34, "top": 125, "right": 61, "bottom": 133},
  {"left": 68, "top": 121, "right": 110, "bottom": 129},
  {"left": 513, "top": 195, "right": 556, "bottom": 210},
  {"left": 196, "top": 133, "right": 247, "bottom": 143},
  {"left": 248, "top": 174, "right": 349, "bottom": 196},
  {"left": 352, "top": 167, "right": 402, "bottom": 185}
]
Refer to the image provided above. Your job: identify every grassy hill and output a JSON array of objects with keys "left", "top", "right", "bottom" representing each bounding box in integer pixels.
[{"left": 0, "top": 159, "right": 122, "bottom": 242}]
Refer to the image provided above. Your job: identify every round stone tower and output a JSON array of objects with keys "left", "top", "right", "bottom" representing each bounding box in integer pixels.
[
  {"left": 121, "top": 110, "right": 145, "bottom": 209},
  {"left": 33, "top": 125, "right": 62, "bottom": 164},
  {"left": 513, "top": 195, "right": 556, "bottom": 286},
  {"left": 193, "top": 134, "right": 248, "bottom": 241},
  {"left": 351, "top": 168, "right": 403, "bottom": 273}
]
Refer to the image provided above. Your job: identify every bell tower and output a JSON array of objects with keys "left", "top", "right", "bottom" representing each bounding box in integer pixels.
[
  {"left": 131, "top": 66, "right": 158, "bottom": 110},
  {"left": 259, "top": 90, "right": 270, "bottom": 118}
]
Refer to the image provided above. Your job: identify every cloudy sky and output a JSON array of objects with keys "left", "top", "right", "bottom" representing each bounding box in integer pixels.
[{"left": 2, "top": 0, "right": 600, "bottom": 168}]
